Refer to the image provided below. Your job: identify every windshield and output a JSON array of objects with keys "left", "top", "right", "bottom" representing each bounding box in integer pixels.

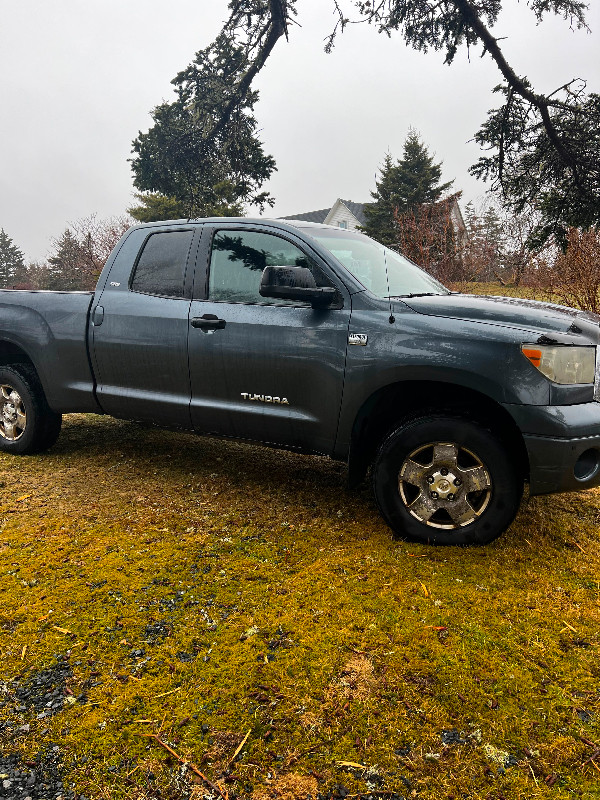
[{"left": 310, "top": 228, "right": 450, "bottom": 298}]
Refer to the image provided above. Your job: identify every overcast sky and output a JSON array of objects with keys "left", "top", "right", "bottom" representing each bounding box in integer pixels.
[{"left": 1, "top": 0, "right": 598, "bottom": 261}]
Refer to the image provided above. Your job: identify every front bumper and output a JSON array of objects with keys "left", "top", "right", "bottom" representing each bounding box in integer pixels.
[{"left": 503, "top": 401, "right": 600, "bottom": 495}]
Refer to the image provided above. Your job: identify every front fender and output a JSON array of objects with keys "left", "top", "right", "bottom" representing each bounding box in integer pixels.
[{"left": 334, "top": 304, "right": 551, "bottom": 458}]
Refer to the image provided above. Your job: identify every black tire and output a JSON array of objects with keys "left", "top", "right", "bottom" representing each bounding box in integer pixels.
[
  {"left": 372, "top": 414, "right": 523, "bottom": 546},
  {"left": 0, "top": 365, "right": 62, "bottom": 455}
]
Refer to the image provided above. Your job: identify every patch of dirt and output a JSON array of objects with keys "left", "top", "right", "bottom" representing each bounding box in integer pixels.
[
  {"left": 402, "top": 670, "right": 438, "bottom": 695},
  {"left": 299, "top": 711, "right": 322, "bottom": 730},
  {"left": 326, "top": 655, "right": 377, "bottom": 702},
  {"left": 252, "top": 773, "right": 318, "bottom": 800},
  {"left": 202, "top": 730, "right": 245, "bottom": 766}
]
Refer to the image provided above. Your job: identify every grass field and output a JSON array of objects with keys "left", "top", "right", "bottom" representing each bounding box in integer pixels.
[
  {"left": 1, "top": 286, "right": 600, "bottom": 800},
  {"left": 451, "top": 282, "right": 543, "bottom": 300}
]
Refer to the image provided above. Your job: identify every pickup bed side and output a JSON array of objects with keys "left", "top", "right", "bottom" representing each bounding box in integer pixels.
[{"left": 0, "top": 290, "right": 100, "bottom": 413}]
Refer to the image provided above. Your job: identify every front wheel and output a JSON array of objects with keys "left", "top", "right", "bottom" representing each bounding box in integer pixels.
[{"left": 372, "top": 415, "right": 522, "bottom": 546}]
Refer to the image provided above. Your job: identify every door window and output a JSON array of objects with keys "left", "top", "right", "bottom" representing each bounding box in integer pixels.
[
  {"left": 208, "top": 230, "right": 330, "bottom": 304},
  {"left": 130, "top": 230, "right": 193, "bottom": 298}
]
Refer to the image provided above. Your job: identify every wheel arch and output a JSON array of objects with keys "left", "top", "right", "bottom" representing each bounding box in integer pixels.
[
  {"left": 347, "top": 380, "right": 529, "bottom": 488},
  {"left": 0, "top": 340, "right": 38, "bottom": 372}
]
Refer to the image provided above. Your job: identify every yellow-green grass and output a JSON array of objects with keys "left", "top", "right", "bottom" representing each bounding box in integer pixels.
[
  {"left": 1, "top": 284, "right": 600, "bottom": 799},
  {"left": 452, "top": 282, "right": 543, "bottom": 300},
  {"left": 2, "top": 415, "right": 600, "bottom": 799}
]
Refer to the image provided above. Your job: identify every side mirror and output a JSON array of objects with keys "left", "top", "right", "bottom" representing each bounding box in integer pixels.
[{"left": 259, "top": 266, "right": 338, "bottom": 307}]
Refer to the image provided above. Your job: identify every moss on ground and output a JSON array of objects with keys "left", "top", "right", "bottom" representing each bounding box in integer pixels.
[{"left": 1, "top": 414, "right": 600, "bottom": 799}]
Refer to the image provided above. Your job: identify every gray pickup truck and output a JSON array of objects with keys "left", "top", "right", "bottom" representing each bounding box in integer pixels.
[{"left": 2, "top": 218, "right": 600, "bottom": 545}]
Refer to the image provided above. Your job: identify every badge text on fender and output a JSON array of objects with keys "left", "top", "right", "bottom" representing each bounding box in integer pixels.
[
  {"left": 241, "top": 393, "right": 290, "bottom": 405},
  {"left": 349, "top": 333, "right": 368, "bottom": 346}
]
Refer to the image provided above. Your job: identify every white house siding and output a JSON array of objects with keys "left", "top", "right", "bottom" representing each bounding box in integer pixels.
[{"left": 324, "top": 201, "right": 362, "bottom": 231}]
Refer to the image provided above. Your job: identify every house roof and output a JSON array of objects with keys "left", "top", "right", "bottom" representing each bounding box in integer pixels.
[
  {"left": 280, "top": 207, "right": 331, "bottom": 224},
  {"left": 341, "top": 201, "right": 367, "bottom": 226},
  {"left": 281, "top": 199, "right": 367, "bottom": 227}
]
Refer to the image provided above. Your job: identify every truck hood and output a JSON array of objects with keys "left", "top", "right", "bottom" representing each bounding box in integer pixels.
[{"left": 401, "top": 293, "right": 600, "bottom": 342}]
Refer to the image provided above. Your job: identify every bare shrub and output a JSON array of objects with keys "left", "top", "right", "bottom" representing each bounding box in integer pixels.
[
  {"left": 66, "top": 213, "right": 133, "bottom": 289},
  {"left": 22, "top": 214, "right": 133, "bottom": 291},
  {"left": 394, "top": 194, "right": 464, "bottom": 284},
  {"left": 501, "top": 208, "right": 547, "bottom": 288},
  {"left": 533, "top": 227, "right": 600, "bottom": 313},
  {"left": 461, "top": 200, "right": 547, "bottom": 287}
]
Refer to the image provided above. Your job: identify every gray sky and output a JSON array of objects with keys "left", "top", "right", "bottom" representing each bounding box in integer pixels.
[{"left": 1, "top": 0, "right": 598, "bottom": 261}]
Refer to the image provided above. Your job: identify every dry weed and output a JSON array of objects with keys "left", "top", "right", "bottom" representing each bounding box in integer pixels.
[{"left": 252, "top": 773, "right": 318, "bottom": 800}]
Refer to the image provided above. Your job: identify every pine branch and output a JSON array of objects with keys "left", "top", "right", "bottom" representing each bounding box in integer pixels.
[
  {"left": 211, "top": 0, "right": 288, "bottom": 140},
  {"left": 451, "top": 0, "right": 582, "bottom": 187}
]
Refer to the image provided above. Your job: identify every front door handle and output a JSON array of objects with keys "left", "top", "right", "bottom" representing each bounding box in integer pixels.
[{"left": 191, "top": 314, "right": 226, "bottom": 331}]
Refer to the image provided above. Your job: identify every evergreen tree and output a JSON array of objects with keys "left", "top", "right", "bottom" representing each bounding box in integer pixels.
[
  {"left": 128, "top": 185, "right": 246, "bottom": 224},
  {"left": 131, "top": 34, "right": 276, "bottom": 218},
  {"left": 46, "top": 230, "right": 88, "bottom": 291},
  {"left": 128, "top": 193, "right": 188, "bottom": 224},
  {"left": 0, "top": 228, "right": 26, "bottom": 288},
  {"left": 361, "top": 153, "right": 401, "bottom": 247},
  {"left": 362, "top": 131, "right": 453, "bottom": 246}
]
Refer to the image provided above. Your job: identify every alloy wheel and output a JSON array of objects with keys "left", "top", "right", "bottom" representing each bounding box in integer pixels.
[
  {"left": 398, "top": 441, "right": 492, "bottom": 529},
  {"left": 0, "top": 384, "right": 27, "bottom": 441}
]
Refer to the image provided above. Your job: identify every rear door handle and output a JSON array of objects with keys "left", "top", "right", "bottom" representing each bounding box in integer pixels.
[{"left": 191, "top": 314, "right": 226, "bottom": 331}]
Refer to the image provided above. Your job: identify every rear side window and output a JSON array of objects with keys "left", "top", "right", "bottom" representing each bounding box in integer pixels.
[{"left": 131, "top": 230, "right": 193, "bottom": 298}]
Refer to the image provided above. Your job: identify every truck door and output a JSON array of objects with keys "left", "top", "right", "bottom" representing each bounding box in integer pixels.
[
  {"left": 187, "top": 225, "right": 351, "bottom": 455},
  {"left": 91, "top": 226, "right": 199, "bottom": 427}
]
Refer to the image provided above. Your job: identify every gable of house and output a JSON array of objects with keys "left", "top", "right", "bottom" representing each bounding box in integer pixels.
[{"left": 281, "top": 199, "right": 367, "bottom": 231}]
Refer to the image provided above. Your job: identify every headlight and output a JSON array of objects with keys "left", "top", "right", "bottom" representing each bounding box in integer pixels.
[{"left": 521, "top": 344, "right": 596, "bottom": 384}]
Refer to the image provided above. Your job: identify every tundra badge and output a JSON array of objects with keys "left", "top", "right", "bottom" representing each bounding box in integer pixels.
[
  {"left": 241, "top": 393, "right": 289, "bottom": 405},
  {"left": 348, "top": 333, "right": 368, "bottom": 346}
]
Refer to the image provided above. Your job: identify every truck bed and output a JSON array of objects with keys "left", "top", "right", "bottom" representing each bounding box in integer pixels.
[{"left": 0, "top": 289, "right": 100, "bottom": 413}]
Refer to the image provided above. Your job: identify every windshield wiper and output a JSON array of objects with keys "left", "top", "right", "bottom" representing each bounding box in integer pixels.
[{"left": 390, "top": 292, "right": 442, "bottom": 299}]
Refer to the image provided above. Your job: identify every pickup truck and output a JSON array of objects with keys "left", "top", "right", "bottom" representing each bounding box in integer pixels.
[{"left": 2, "top": 218, "right": 600, "bottom": 545}]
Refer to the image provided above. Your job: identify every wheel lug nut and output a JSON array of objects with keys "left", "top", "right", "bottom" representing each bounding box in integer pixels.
[
  {"left": 448, "top": 493, "right": 454, "bottom": 501},
  {"left": 430, "top": 491, "right": 439, "bottom": 499},
  {"left": 440, "top": 467, "right": 448, "bottom": 476},
  {"left": 454, "top": 478, "right": 462, "bottom": 486},
  {"left": 426, "top": 476, "right": 434, "bottom": 484}
]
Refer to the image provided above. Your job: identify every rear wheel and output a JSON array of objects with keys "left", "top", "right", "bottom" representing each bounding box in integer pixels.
[
  {"left": 0, "top": 365, "right": 62, "bottom": 455},
  {"left": 372, "top": 415, "right": 522, "bottom": 546}
]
